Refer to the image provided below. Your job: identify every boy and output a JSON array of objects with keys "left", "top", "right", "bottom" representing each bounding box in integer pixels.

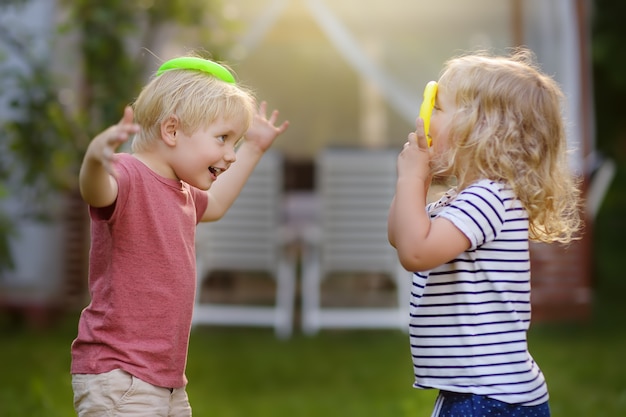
[{"left": 71, "top": 56, "right": 289, "bottom": 416}]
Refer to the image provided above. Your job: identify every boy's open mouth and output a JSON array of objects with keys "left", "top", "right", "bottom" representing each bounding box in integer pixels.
[{"left": 208, "top": 166, "right": 225, "bottom": 178}]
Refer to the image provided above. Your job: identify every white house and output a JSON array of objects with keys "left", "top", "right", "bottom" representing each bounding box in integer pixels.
[{"left": 0, "top": 0, "right": 600, "bottom": 323}]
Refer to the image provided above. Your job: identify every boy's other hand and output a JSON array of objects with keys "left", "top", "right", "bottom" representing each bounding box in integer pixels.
[{"left": 244, "top": 101, "right": 289, "bottom": 153}]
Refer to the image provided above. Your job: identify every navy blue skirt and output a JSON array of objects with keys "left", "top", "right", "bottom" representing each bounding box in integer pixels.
[{"left": 431, "top": 391, "right": 551, "bottom": 417}]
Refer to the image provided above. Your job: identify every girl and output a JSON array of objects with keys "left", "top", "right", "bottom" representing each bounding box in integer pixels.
[{"left": 388, "top": 49, "right": 581, "bottom": 417}]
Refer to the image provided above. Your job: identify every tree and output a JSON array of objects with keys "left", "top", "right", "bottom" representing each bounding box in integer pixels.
[
  {"left": 592, "top": 0, "right": 626, "bottom": 160},
  {"left": 0, "top": 0, "right": 234, "bottom": 274}
]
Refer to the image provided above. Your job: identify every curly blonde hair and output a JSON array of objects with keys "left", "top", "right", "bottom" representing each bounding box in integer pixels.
[{"left": 436, "top": 48, "right": 582, "bottom": 243}]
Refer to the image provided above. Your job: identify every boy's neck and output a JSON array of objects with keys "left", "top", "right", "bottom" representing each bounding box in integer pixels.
[{"left": 132, "top": 151, "right": 178, "bottom": 181}]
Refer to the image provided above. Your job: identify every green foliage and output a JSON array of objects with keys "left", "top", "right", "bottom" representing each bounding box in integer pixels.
[
  {"left": 1, "top": 314, "right": 625, "bottom": 416},
  {"left": 590, "top": 0, "right": 626, "bottom": 307},
  {"left": 1, "top": 60, "right": 84, "bottom": 193},
  {"left": 592, "top": 0, "right": 626, "bottom": 160},
  {"left": 64, "top": 0, "right": 142, "bottom": 135},
  {"left": 0, "top": 199, "right": 15, "bottom": 271},
  {"left": 0, "top": 0, "right": 230, "bottom": 274},
  {"left": 593, "top": 163, "right": 626, "bottom": 301}
]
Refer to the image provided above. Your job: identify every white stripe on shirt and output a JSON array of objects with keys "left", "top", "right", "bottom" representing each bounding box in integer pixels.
[{"left": 409, "top": 179, "right": 548, "bottom": 406}]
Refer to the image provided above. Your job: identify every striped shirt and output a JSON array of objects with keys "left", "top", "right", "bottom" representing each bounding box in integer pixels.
[{"left": 409, "top": 179, "right": 548, "bottom": 406}]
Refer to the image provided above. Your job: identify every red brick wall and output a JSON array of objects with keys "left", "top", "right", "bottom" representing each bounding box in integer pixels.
[{"left": 530, "top": 223, "right": 592, "bottom": 322}]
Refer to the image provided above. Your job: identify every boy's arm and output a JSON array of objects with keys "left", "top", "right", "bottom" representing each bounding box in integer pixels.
[
  {"left": 79, "top": 107, "right": 139, "bottom": 207},
  {"left": 202, "top": 142, "right": 263, "bottom": 221},
  {"left": 201, "top": 101, "right": 289, "bottom": 222}
]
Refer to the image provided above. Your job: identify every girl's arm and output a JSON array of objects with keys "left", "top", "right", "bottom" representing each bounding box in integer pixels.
[
  {"left": 79, "top": 107, "right": 139, "bottom": 208},
  {"left": 388, "top": 119, "right": 470, "bottom": 272}
]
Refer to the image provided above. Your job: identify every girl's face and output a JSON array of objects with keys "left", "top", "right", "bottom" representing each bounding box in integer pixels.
[
  {"left": 429, "top": 84, "right": 457, "bottom": 173},
  {"left": 170, "top": 116, "right": 247, "bottom": 190},
  {"left": 429, "top": 84, "right": 456, "bottom": 153}
]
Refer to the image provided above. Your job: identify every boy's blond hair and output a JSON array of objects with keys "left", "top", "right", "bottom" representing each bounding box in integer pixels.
[
  {"left": 436, "top": 48, "right": 582, "bottom": 243},
  {"left": 131, "top": 64, "right": 256, "bottom": 152}
]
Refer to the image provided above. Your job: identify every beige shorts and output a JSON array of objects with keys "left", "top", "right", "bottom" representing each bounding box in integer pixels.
[{"left": 72, "top": 369, "right": 191, "bottom": 417}]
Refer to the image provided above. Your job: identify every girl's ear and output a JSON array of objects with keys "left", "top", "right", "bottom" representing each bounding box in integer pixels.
[{"left": 160, "top": 115, "right": 179, "bottom": 147}]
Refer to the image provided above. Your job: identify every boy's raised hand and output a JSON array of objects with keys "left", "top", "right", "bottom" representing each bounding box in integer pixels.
[
  {"left": 244, "top": 101, "right": 289, "bottom": 152},
  {"left": 79, "top": 106, "right": 140, "bottom": 207},
  {"left": 90, "top": 106, "right": 140, "bottom": 177},
  {"left": 84, "top": 106, "right": 140, "bottom": 178}
]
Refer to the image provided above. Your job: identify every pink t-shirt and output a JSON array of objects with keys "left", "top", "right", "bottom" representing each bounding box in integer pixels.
[{"left": 71, "top": 153, "right": 208, "bottom": 388}]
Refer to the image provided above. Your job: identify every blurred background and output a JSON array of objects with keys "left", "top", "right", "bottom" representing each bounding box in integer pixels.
[{"left": 0, "top": 0, "right": 625, "bottom": 416}]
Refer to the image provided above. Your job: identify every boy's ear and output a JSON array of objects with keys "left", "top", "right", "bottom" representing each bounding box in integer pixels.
[{"left": 160, "top": 116, "right": 179, "bottom": 146}]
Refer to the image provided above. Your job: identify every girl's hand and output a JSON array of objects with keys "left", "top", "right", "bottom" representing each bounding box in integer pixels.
[
  {"left": 397, "top": 117, "right": 431, "bottom": 184},
  {"left": 244, "top": 101, "right": 290, "bottom": 153}
]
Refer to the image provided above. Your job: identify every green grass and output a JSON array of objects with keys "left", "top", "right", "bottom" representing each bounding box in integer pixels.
[
  {"left": 186, "top": 327, "right": 436, "bottom": 416},
  {"left": 1, "top": 307, "right": 625, "bottom": 417},
  {"left": 3, "top": 165, "right": 626, "bottom": 417},
  {"left": 0, "top": 317, "right": 74, "bottom": 417}
]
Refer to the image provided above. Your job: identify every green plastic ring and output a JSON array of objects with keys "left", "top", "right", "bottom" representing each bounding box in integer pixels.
[{"left": 156, "top": 57, "right": 236, "bottom": 84}]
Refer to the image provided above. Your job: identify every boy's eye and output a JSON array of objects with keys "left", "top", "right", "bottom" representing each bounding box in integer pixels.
[{"left": 217, "top": 135, "right": 227, "bottom": 143}]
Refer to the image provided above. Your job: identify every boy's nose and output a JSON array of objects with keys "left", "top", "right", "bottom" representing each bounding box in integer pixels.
[{"left": 224, "top": 146, "right": 237, "bottom": 163}]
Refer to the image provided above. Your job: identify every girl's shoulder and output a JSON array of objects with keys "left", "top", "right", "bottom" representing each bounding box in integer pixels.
[
  {"left": 459, "top": 180, "right": 526, "bottom": 220},
  {"left": 461, "top": 179, "right": 517, "bottom": 202},
  {"left": 464, "top": 178, "right": 505, "bottom": 192},
  {"left": 429, "top": 179, "right": 518, "bottom": 214}
]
